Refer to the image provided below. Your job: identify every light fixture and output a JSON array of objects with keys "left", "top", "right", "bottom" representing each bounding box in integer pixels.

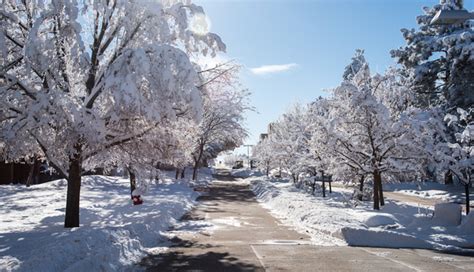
[{"left": 431, "top": 9, "right": 474, "bottom": 25}]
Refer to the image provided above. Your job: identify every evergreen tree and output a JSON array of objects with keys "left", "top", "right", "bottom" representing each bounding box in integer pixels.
[{"left": 391, "top": 0, "right": 474, "bottom": 110}]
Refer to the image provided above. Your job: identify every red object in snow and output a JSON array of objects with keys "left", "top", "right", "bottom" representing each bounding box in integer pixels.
[{"left": 132, "top": 195, "right": 143, "bottom": 205}]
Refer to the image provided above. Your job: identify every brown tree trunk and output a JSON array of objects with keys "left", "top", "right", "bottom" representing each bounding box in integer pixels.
[
  {"left": 65, "top": 156, "right": 82, "bottom": 228},
  {"left": 373, "top": 171, "right": 380, "bottom": 210},
  {"left": 378, "top": 176, "right": 385, "bottom": 206},
  {"left": 445, "top": 170, "right": 453, "bottom": 185},
  {"left": 192, "top": 160, "right": 199, "bottom": 181},
  {"left": 129, "top": 169, "right": 136, "bottom": 197},
  {"left": 193, "top": 145, "right": 204, "bottom": 180},
  {"left": 358, "top": 175, "right": 365, "bottom": 201}
]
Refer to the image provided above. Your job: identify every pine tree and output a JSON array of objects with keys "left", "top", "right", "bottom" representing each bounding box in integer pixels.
[{"left": 391, "top": 0, "right": 474, "bottom": 110}]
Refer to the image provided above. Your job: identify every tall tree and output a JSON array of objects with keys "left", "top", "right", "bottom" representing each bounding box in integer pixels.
[
  {"left": 191, "top": 62, "right": 250, "bottom": 180},
  {"left": 391, "top": 0, "right": 474, "bottom": 109},
  {"left": 0, "top": 0, "right": 224, "bottom": 227}
]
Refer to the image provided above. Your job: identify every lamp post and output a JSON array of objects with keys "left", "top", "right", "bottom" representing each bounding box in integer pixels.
[
  {"left": 431, "top": 0, "right": 474, "bottom": 25},
  {"left": 431, "top": 9, "right": 474, "bottom": 24}
]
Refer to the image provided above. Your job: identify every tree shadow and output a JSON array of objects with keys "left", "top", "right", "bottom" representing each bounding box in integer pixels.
[{"left": 140, "top": 250, "right": 264, "bottom": 272}]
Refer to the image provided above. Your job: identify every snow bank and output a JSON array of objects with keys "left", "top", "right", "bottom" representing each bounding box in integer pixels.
[
  {"left": 230, "top": 169, "right": 263, "bottom": 178},
  {"left": 341, "top": 227, "right": 431, "bottom": 249},
  {"left": 249, "top": 176, "right": 474, "bottom": 252},
  {"left": 0, "top": 172, "right": 208, "bottom": 272},
  {"left": 250, "top": 177, "right": 362, "bottom": 245}
]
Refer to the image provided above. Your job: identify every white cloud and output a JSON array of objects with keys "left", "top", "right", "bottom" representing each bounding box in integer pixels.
[{"left": 250, "top": 63, "right": 297, "bottom": 75}]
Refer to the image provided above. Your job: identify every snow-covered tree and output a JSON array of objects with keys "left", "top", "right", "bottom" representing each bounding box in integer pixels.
[
  {"left": 392, "top": 0, "right": 474, "bottom": 187},
  {"left": 443, "top": 108, "right": 473, "bottom": 213},
  {"left": 0, "top": 0, "right": 224, "bottom": 227},
  {"left": 342, "top": 49, "right": 367, "bottom": 81},
  {"left": 191, "top": 62, "right": 250, "bottom": 180},
  {"left": 265, "top": 104, "right": 312, "bottom": 183},
  {"left": 253, "top": 138, "right": 274, "bottom": 176},
  {"left": 326, "top": 55, "right": 428, "bottom": 210},
  {"left": 391, "top": 0, "right": 474, "bottom": 109}
]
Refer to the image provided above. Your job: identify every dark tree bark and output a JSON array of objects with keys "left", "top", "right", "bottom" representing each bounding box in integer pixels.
[
  {"left": 181, "top": 167, "right": 185, "bottom": 179},
  {"left": 358, "top": 175, "right": 365, "bottom": 201},
  {"left": 378, "top": 177, "right": 385, "bottom": 206},
  {"left": 291, "top": 173, "right": 297, "bottom": 184},
  {"left": 175, "top": 169, "right": 180, "bottom": 180},
  {"left": 129, "top": 169, "right": 136, "bottom": 198},
  {"left": 65, "top": 153, "right": 82, "bottom": 228},
  {"left": 193, "top": 144, "right": 204, "bottom": 180},
  {"left": 445, "top": 170, "right": 453, "bottom": 185},
  {"left": 373, "top": 171, "right": 380, "bottom": 210}
]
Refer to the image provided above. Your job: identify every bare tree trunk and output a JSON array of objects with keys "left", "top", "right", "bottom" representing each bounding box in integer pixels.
[
  {"left": 128, "top": 168, "right": 136, "bottom": 198},
  {"left": 373, "top": 171, "right": 380, "bottom": 210},
  {"left": 193, "top": 144, "right": 204, "bottom": 180},
  {"left": 321, "top": 170, "right": 326, "bottom": 197},
  {"left": 445, "top": 170, "right": 453, "bottom": 185},
  {"left": 291, "top": 173, "right": 297, "bottom": 184},
  {"left": 266, "top": 165, "right": 269, "bottom": 177},
  {"left": 181, "top": 167, "right": 185, "bottom": 179},
  {"left": 192, "top": 160, "right": 199, "bottom": 181},
  {"left": 358, "top": 175, "right": 365, "bottom": 201},
  {"left": 175, "top": 169, "right": 180, "bottom": 180},
  {"left": 378, "top": 176, "right": 385, "bottom": 206},
  {"left": 65, "top": 154, "right": 82, "bottom": 228}
]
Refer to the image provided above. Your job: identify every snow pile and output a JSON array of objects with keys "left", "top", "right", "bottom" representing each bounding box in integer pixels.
[
  {"left": 250, "top": 177, "right": 474, "bottom": 252},
  {"left": 0, "top": 172, "right": 206, "bottom": 272},
  {"left": 363, "top": 214, "right": 398, "bottom": 228},
  {"left": 230, "top": 169, "right": 263, "bottom": 178},
  {"left": 250, "top": 177, "right": 363, "bottom": 245}
]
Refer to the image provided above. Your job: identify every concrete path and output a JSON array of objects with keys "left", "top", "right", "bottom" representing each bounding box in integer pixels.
[{"left": 140, "top": 170, "right": 474, "bottom": 271}]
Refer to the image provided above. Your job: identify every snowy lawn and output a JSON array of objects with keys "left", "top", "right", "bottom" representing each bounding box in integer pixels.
[
  {"left": 0, "top": 170, "right": 212, "bottom": 272},
  {"left": 384, "top": 182, "right": 468, "bottom": 203},
  {"left": 248, "top": 175, "right": 474, "bottom": 253}
]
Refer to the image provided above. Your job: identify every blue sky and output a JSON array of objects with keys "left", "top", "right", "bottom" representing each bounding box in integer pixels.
[{"left": 194, "top": 0, "right": 473, "bottom": 154}]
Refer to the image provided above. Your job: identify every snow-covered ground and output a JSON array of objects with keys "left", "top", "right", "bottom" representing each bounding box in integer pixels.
[
  {"left": 248, "top": 175, "right": 474, "bottom": 253},
  {"left": 0, "top": 170, "right": 212, "bottom": 272},
  {"left": 384, "top": 182, "right": 466, "bottom": 203}
]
